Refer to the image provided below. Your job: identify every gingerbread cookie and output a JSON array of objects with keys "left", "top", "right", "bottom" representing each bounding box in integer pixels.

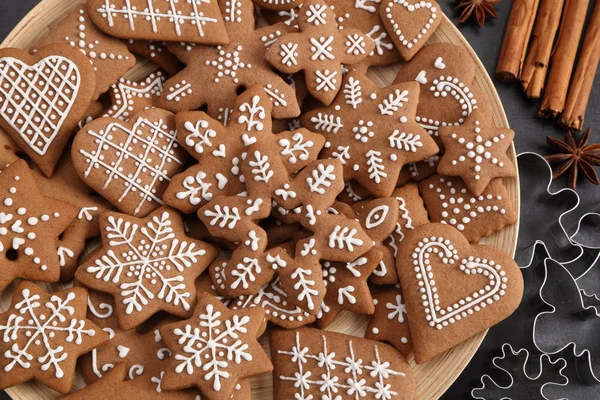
[
  {"left": 0, "top": 282, "right": 107, "bottom": 393},
  {"left": 371, "top": 183, "right": 430, "bottom": 285},
  {"left": 232, "top": 276, "right": 317, "bottom": 329},
  {"left": 159, "top": 293, "right": 272, "bottom": 399},
  {"left": 0, "top": 45, "right": 95, "bottom": 176},
  {"left": 271, "top": 328, "right": 415, "bottom": 400},
  {"left": 31, "top": 149, "right": 114, "bottom": 282},
  {"left": 393, "top": 43, "right": 491, "bottom": 140},
  {"left": 156, "top": 0, "right": 300, "bottom": 120},
  {"left": 380, "top": 0, "right": 441, "bottom": 60},
  {"left": 72, "top": 108, "right": 189, "bottom": 216},
  {"left": 0, "top": 159, "right": 77, "bottom": 291},
  {"left": 302, "top": 70, "right": 439, "bottom": 197},
  {"left": 103, "top": 72, "right": 165, "bottom": 121},
  {"left": 317, "top": 197, "right": 399, "bottom": 328},
  {"left": 365, "top": 286, "right": 413, "bottom": 357},
  {"left": 75, "top": 207, "right": 219, "bottom": 330},
  {"left": 264, "top": 0, "right": 375, "bottom": 105},
  {"left": 437, "top": 109, "right": 516, "bottom": 196},
  {"left": 124, "top": 40, "right": 183, "bottom": 76},
  {"left": 87, "top": 0, "right": 229, "bottom": 44},
  {"left": 419, "top": 175, "right": 517, "bottom": 242},
  {"left": 163, "top": 85, "right": 321, "bottom": 213},
  {"left": 32, "top": 5, "right": 136, "bottom": 99},
  {"left": 0, "top": 128, "right": 21, "bottom": 165},
  {"left": 397, "top": 223, "right": 524, "bottom": 363},
  {"left": 265, "top": 0, "right": 400, "bottom": 71}
]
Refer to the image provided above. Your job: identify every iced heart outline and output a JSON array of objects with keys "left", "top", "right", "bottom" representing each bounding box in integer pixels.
[
  {"left": 412, "top": 235, "right": 508, "bottom": 330},
  {"left": 0, "top": 56, "right": 80, "bottom": 155},
  {"left": 382, "top": 0, "right": 439, "bottom": 50}
]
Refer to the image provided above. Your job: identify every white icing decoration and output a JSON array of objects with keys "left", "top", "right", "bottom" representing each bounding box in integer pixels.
[
  {"left": 365, "top": 205, "right": 390, "bottom": 229},
  {"left": 328, "top": 225, "right": 363, "bottom": 251},
  {"left": 306, "top": 3, "right": 328, "bottom": 25},
  {"left": 365, "top": 150, "right": 387, "bottom": 183},
  {"left": 345, "top": 33, "right": 367, "bottom": 55},
  {"left": 386, "top": 294, "right": 406, "bottom": 323},
  {"left": 310, "top": 36, "right": 335, "bottom": 61},
  {"left": 290, "top": 267, "right": 318, "bottom": 310},
  {"left": 388, "top": 130, "right": 423, "bottom": 152},
  {"left": 203, "top": 204, "right": 241, "bottom": 229},
  {"left": 412, "top": 236, "right": 508, "bottom": 329},
  {"left": 237, "top": 95, "right": 265, "bottom": 132},
  {"left": 248, "top": 151, "right": 274, "bottom": 182},
  {"left": 85, "top": 211, "right": 207, "bottom": 314},
  {"left": 415, "top": 70, "right": 427, "bottom": 85},
  {"left": 0, "top": 56, "right": 81, "bottom": 155},
  {"left": 57, "top": 246, "right": 74, "bottom": 267},
  {"left": 279, "top": 132, "right": 314, "bottom": 164},
  {"left": 310, "top": 113, "right": 343, "bottom": 133},
  {"left": 231, "top": 257, "right": 262, "bottom": 290},
  {"left": 447, "top": 121, "right": 506, "bottom": 180},
  {"left": 176, "top": 171, "right": 213, "bottom": 205},
  {"left": 383, "top": 0, "right": 438, "bottom": 49},
  {"left": 172, "top": 303, "right": 253, "bottom": 391},
  {"left": 79, "top": 116, "right": 184, "bottom": 215},
  {"left": 95, "top": 0, "right": 219, "bottom": 37},
  {"left": 105, "top": 73, "right": 164, "bottom": 120},
  {"left": 315, "top": 69, "right": 338, "bottom": 92},
  {"left": 277, "top": 331, "right": 406, "bottom": 398},
  {"left": 378, "top": 89, "right": 409, "bottom": 115},
  {"left": 0, "top": 289, "right": 96, "bottom": 378},
  {"left": 306, "top": 163, "right": 336, "bottom": 194},
  {"left": 428, "top": 177, "right": 508, "bottom": 231},
  {"left": 343, "top": 76, "right": 363, "bottom": 109},
  {"left": 434, "top": 57, "right": 446, "bottom": 70},
  {"left": 77, "top": 206, "right": 99, "bottom": 221}
]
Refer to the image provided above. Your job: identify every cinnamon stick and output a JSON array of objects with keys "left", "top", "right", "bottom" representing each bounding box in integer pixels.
[
  {"left": 559, "top": 0, "right": 600, "bottom": 130},
  {"left": 539, "top": 0, "right": 589, "bottom": 118},
  {"left": 520, "top": 0, "right": 566, "bottom": 99},
  {"left": 496, "top": 0, "right": 541, "bottom": 81}
]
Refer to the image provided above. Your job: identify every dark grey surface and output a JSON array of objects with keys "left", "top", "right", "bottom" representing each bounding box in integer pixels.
[{"left": 1, "top": 1, "right": 599, "bottom": 399}]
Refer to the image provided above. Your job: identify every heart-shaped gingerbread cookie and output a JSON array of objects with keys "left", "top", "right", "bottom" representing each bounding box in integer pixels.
[
  {"left": 396, "top": 223, "right": 523, "bottom": 363},
  {"left": 0, "top": 45, "right": 95, "bottom": 177},
  {"left": 72, "top": 108, "right": 190, "bottom": 216},
  {"left": 380, "top": 0, "right": 442, "bottom": 60}
]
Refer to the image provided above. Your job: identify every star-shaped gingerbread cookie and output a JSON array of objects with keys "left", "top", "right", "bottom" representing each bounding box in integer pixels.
[
  {"left": 159, "top": 293, "right": 271, "bottom": 399},
  {"left": 0, "top": 282, "right": 107, "bottom": 393},
  {"left": 75, "top": 207, "right": 219, "bottom": 330},
  {"left": 265, "top": 0, "right": 375, "bottom": 105},
  {"left": 302, "top": 70, "right": 439, "bottom": 197},
  {"left": 32, "top": 5, "right": 136, "bottom": 99},
  {"left": 0, "top": 160, "right": 77, "bottom": 291},
  {"left": 156, "top": 0, "right": 299, "bottom": 120},
  {"left": 437, "top": 109, "right": 516, "bottom": 196}
]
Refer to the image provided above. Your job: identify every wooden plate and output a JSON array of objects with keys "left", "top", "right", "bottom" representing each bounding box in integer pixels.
[{"left": 1, "top": 1, "right": 520, "bottom": 399}]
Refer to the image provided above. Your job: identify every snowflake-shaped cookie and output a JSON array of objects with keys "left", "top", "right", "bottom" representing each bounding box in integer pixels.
[
  {"left": 32, "top": 5, "right": 136, "bottom": 99},
  {"left": 0, "top": 160, "right": 77, "bottom": 291},
  {"left": 72, "top": 108, "right": 190, "bottom": 216},
  {"left": 303, "top": 70, "right": 439, "bottom": 197},
  {"left": 75, "top": 207, "right": 219, "bottom": 330},
  {"left": 264, "top": 0, "right": 375, "bottom": 105},
  {"left": 0, "top": 282, "right": 107, "bottom": 393},
  {"left": 156, "top": 0, "right": 299, "bottom": 120},
  {"left": 159, "top": 293, "right": 271, "bottom": 398},
  {"left": 438, "top": 109, "right": 516, "bottom": 196},
  {"left": 272, "top": 328, "right": 415, "bottom": 400}
]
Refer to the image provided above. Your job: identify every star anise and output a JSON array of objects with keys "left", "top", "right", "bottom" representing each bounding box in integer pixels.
[
  {"left": 545, "top": 128, "right": 600, "bottom": 190},
  {"left": 456, "top": 0, "right": 500, "bottom": 27}
]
